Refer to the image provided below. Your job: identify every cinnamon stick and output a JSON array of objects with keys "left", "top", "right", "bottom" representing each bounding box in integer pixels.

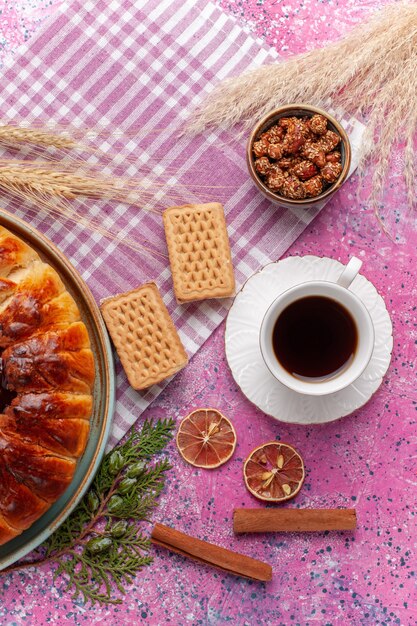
[
  {"left": 233, "top": 508, "right": 357, "bottom": 534},
  {"left": 151, "top": 522, "right": 272, "bottom": 581}
]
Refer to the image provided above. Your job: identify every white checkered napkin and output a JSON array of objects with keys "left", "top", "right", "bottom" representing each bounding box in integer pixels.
[{"left": 0, "top": 0, "right": 365, "bottom": 448}]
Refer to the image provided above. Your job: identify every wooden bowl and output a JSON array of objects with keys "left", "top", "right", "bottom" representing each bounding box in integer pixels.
[{"left": 246, "top": 104, "right": 351, "bottom": 209}]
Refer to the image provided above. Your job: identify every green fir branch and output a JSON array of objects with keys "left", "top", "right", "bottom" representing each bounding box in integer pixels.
[{"left": 1, "top": 418, "right": 175, "bottom": 606}]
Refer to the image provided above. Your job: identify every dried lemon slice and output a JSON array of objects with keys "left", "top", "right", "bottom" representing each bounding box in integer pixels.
[
  {"left": 176, "top": 408, "right": 237, "bottom": 469},
  {"left": 243, "top": 442, "right": 305, "bottom": 502}
]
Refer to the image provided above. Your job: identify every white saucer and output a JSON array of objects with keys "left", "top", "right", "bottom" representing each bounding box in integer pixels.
[{"left": 225, "top": 256, "right": 393, "bottom": 424}]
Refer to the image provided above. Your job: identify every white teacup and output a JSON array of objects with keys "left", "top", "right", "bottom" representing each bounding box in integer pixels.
[{"left": 259, "top": 258, "right": 374, "bottom": 395}]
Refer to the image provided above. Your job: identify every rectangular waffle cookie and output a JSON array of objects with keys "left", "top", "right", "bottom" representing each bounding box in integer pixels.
[
  {"left": 163, "top": 202, "right": 235, "bottom": 303},
  {"left": 100, "top": 283, "right": 188, "bottom": 390}
]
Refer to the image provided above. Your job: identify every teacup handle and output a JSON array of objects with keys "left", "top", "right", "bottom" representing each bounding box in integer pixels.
[{"left": 337, "top": 257, "right": 362, "bottom": 289}]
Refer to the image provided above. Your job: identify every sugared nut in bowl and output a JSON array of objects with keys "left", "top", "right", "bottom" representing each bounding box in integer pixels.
[{"left": 246, "top": 104, "right": 351, "bottom": 209}]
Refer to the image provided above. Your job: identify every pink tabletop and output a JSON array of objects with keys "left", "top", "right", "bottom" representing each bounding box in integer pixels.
[{"left": 0, "top": 1, "right": 415, "bottom": 625}]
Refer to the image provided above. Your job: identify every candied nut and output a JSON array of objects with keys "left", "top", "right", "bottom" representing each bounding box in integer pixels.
[
  {"left": 304, "top": 175, "right": 323, "bottom": 197},
  {"left": 315, "top": 152, "right": 327, "bottom": 168},
  {"left": 283, "top": 130, "right": 305, "bottom": 155},
  {"left": 269, "top": 163, "right": 289, "bottom": 182},
  {"left": 279, "top": 116, "right": 296, "bottom": 129},
  {"left": 278, "top": 156, "right": 296, "bottom": 170},
  {"left": 266, "top": 169, "right": 286, "bottom": 192},
  {"left": 296, "top": 117, "right": 312, "bottom": 139},
  {"left": 269, "top": 163, "right": 283, "bottom": 174},
  {"left": 278, "top": 157, "right": 294, "bottom": 170},
  {"left": 309, "top": 114, "right": 327, "bottom": 135},
  {"left": 267, "top": 142, "right": 284, "bottom": 160},
  {"left": 260, "top": 131, "right": 272, "bottom": 143},
  {"left": 281, "top": 175, "right": 306, "bottom": 199},
  {"left": 254, "top": 156, "right": 272, "bottom": 176},
  {"left": 253, "top": 138, "right": 269, "bottom": 157},
  {"left": 326, "top": 151, "right": 341, "bottom": 163},
  {"left": 291, "top": 159, "right": 318, "bottom": 181},
  {"left": 267, "top": 124, "right": 285, "bottom": 142},
  {"left": 318, "top": 130, "right": 341, "bottom": 153},
  {"left": 282, "top": 116, "right": 311, "bottom": 138},
  {"left": 290, "top": 117, "right": 309, "bottom": 136},
  {"left": 321, "top": 161, "right": 343, "bottom": 183},
  {"left": 301, "top": 142, "right": 326, "bottom": 168}
]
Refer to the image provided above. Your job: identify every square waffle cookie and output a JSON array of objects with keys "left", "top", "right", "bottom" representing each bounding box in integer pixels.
[
  {"left": 100, "top": 283, "right": 188, "bottom": 390},
  {"left": 163, "top": 202, "right": 235, "bottom": 303}
]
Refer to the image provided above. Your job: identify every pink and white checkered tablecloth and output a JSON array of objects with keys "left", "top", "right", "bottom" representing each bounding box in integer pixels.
[{"left": 0, "top": 0, "right": 364, "bottom": 447}]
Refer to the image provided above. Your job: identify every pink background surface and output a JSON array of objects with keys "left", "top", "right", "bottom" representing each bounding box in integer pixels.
[{"left": 0, "top": 1, "right": 416, "bottom": 625}]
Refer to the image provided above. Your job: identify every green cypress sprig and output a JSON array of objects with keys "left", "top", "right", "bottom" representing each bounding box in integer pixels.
[{"left": 1, "top": 417, "right": 175, "bottom": 606}]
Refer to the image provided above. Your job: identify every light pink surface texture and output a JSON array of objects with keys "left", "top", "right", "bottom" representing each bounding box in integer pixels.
[{"left": 0, "top": 1, "right": 416, "bottom": 625}]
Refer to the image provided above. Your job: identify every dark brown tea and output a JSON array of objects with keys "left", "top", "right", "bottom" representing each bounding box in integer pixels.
[{"left": 272, "top": 295, "right": 357, "bottom": 381}]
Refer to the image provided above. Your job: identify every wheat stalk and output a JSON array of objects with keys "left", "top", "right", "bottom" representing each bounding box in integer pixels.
[
  {"left": 0, "top": 160, "right": 233, "bottom": 201},
  {"left": 0, "top": 125, "right": 76, "bottom": 149},
  {"left": 0, "top": 164, "right": 183, "bottom": 206},
  {"left": 0, "top": 165, "right": 129, "bottom": 200},
  {"left": 2, "top": 180, "right": 168, "bottom": 260},
  {"left": 0, "top": 164, "right": 170, "bottom": 258}
]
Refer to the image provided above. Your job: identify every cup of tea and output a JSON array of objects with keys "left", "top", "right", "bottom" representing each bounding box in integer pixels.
[{"left": 259, "top": 258, "right": 374, "bottom": 395}]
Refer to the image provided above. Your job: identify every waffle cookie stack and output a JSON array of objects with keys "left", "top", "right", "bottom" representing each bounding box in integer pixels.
[{"left": 101, "top": 203, "right": 235, "bottom": 391}]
